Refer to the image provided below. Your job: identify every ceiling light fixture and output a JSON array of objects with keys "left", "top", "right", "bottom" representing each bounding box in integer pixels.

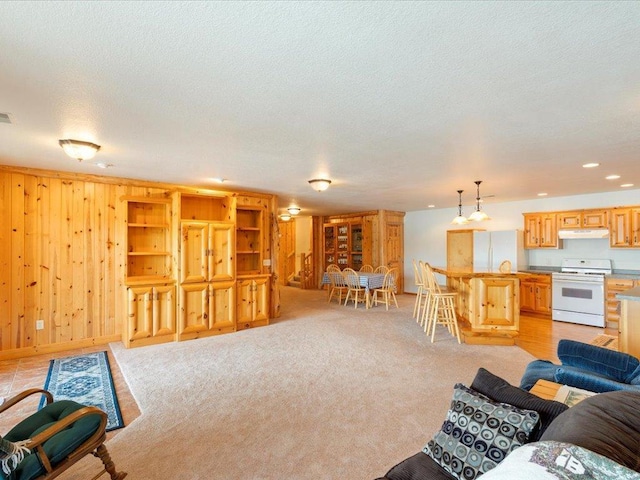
[
  {"left": 287, "top": 206, "right": 301, "bottom": 215},
  {"left": 606, "top": 175, "right": 620, "bottom": 180},
  {"left": 621, "top": 183, "right": 634, "bottom": 188},
  {"left": 59, "top": 139, "right": 101, "bottom": 161},
  {"left": 467, "top": 180, "right": 490, "bottom": 222},
  {"left": 537, "top": 192, "right": 548, "bottom": 197},
  {"left": 451, "top": 190, "right": 470, "bottom": 225},
  {"left": 308, "top": 178, "right": 331, "bottom": 192},
  {"left": 279, "top": 213, "right": 291, "bottom": 221},
  {"left": 582, "top": 163, "right": 600, "bottom": 168}
]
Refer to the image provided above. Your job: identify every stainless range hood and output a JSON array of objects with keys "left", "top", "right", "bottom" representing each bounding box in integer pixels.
[{"left": 558, "top": 228, "right": 610, "bottom": 239}]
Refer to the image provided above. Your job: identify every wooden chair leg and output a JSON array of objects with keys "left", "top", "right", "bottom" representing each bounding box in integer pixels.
[{"left": 95, "top": 443, "right": 127, "bottom": 480}]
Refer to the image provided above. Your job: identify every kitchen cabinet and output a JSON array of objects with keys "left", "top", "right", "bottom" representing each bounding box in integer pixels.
[
  {"left": 125, "top": 284, "right": 176, "bottom": 347},
  {"left": 520, "top": 274, "right": 551, "bottom": 315},
  {"left": 236, "top": 275, "right": 270, "bottom": 330},
  {"left": 523, "top": 213, "right": 560, "bottom": 249},
  {"left": 446, "top": 229, "right": 477, "bottom": 272},
  {"left": 618, "top": 286, "right": 640, "bottom": 358},
  {"left": 179, "top": 281, "right": 235, "bottom": 340},
  {"left": 557, "top": 209, "right": 608, "bottom": 229},
  {"left": 605, "top": 278, "right": 637, "bottom": 328},
  {"left": 609, "top": 207, "right": 640, "bottom": 248}
]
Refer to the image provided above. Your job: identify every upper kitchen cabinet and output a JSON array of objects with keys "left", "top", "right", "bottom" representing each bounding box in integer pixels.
[
  {"left": 523, "top": 213, "right": 561, "bottom": 249},
  {"left": 609, "top": 207, "right": 640, "bottom": 248},
  {"left": 557, "top": 209, "right": 608, "bottom": 229}
]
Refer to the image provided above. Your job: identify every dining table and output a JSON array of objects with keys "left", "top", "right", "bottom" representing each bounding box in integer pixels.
[{"left": 321, "top": 271, "right": 386, "bottom": 308}]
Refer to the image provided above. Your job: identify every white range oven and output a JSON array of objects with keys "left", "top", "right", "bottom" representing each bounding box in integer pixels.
[{"left": 551, "top": 258, "right": 611, "bottom": 327}]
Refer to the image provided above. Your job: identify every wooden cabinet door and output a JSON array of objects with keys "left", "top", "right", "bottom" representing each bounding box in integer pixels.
[
  {"left": 209, "top": 222, "right": 234, "bottom": 281},
  {"left": 236, "top": 279, "right": 254, "bottom": 326},
  {"left": 539, "top": 214, "right": 558, "bottom": 247},
  {"left": 154, "top": 285, "right": 176, "bottom": 337},
  {"left": 126, "top": 285, "right": 176, "bottom": 347},
  {"left": 127, "top": 286, "right": 154, "bottom": 343},
  {"left": 473, "top": 278, "right": 519, "bottom": 331},
  {"left": 523, "top": 214, "right": 539, "bottom": 248},
  {"left": 605, "top": 278, "right": 635, "bottom": 326},
  {"left": 610, "top": 208, "right": 631, "bottom": 247},
  {"left": 210, "top": 281, "right": 235, "bottom": 331},
  {"left": 583, "top": 209, "right": 608, "bottom": 228},
  {"left": 447, "top": 230, "right": 474, "bottom": 270},
  {"left": 535, "top": 282, "right": 552, "bottom": 314},
  {"left": 558, "top": 212, "right": 581, "bottom": 229},
  {"left": 632, "top": 208, "right": 640, "bottom": 247},
  {"left": 179, "top": 282, "right": 209, "bottom": 338},
  {"left": 520, "top": 281, "right": 535, "bottom": 312},
  {"left": 253, "top": 276, "right": 270, "bottom": 322},
  {"left": 181, "top": 222, "right": 209, "bottom": 283}
]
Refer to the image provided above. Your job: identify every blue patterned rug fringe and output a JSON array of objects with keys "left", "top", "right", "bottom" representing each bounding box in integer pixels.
[{"left": 39, "top": 351, "right": 124, "bottom": 432}]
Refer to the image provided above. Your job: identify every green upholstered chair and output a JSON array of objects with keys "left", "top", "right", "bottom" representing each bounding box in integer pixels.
[{"left": 0, "top": 388, "right": 126, "bottom": 480}]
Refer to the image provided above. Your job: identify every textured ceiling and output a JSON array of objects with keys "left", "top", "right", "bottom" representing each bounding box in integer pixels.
[{"left": 0, "top": 1, "right": 639, "bottom": 216}]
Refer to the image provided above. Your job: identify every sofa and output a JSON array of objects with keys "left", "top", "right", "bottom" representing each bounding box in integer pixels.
[
  {"left": 376, "top": 367, "right": 640, "bottom": 480},
  {"left": 520, "top": 339, "right": 640, "bottom": 393}
]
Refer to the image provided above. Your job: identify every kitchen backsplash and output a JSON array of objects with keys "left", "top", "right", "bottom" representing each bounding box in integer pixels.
[{"left": 528, "top": 238, "right": 640, "bottom": 271}]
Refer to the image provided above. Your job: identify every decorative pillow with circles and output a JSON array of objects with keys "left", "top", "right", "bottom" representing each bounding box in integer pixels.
[{"left": 422, "top": 383, "right": 540, "bottom": 480}]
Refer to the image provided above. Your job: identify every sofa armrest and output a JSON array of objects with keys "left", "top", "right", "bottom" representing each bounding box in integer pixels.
[
  {"left": 557, "top": 339, "right": 640, "bottom": 384},
  {"left": 554, "top": 367, "right": 640, "bottom": 393}
]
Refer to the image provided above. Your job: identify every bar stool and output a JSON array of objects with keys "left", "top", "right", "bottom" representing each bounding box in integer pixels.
[
  {"left": 412, "top": 259, "right": 425, "bottom": 320},
  {"left": 423, "top": 263, "right": 461, "bottom": 344}
]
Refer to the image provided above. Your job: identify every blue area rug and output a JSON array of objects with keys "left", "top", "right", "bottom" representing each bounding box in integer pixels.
[{"left": 40, "top": 351, "right": 124, "bottom": 431}]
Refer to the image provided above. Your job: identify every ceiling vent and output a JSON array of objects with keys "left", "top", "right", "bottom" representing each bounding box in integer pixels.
[{"left": 0, "top": 113, "right": 13, "bottom": 124}]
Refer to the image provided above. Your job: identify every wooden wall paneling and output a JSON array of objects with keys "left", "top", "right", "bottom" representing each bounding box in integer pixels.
[
  {"left": 72, "top": 181, "right": 85, "bottom": 342},
  {"left": 48, "top": 178, "right": 62, "bottom": 347},
  {"left": 11, "top": 174, "right": 25, "bottom": 349},
  {"left": 0, "top": 173, "right": 10, "bottom": 350},
  {"left": 24, "top": 174, "right": 38, "bottom": 348},
  {"left": 37, "top": 176, "right": 51, "bottom": 346}
]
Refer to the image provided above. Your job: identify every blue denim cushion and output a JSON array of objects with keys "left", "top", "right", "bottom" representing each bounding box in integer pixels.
[
  {"left": 557, "top": 339, "right": 640, "bottom": 384},
  {"left": 555, "top": 366, "right": 640, "bottom": 394},
  {"left": 519, "top": 360, "right": 557, "bottom": 391}
]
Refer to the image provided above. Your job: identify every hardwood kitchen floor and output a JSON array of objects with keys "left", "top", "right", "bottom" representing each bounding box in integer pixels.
[{"left": 0, "top": 310, "right": 617, "bottom": 439}]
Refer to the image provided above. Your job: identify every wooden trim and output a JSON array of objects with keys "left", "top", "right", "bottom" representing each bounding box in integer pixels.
[{"left": 0, "top": 334, "right": 121, "bottom": 361}]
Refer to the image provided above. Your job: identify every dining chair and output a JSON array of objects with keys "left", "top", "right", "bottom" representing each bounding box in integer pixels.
[
  {"left": 342, "top": 268, "right": 369, "bottom": 309},
  {"left": 423, "top": 263, "right": 461, "bottom": 343},
  {"left": 326, "top": 265, "right": 347, "bottom": 304},
  {"left": 374, "top": 265, "right": 389, "bottom": 274},
  {"left": 412, "top": 260, "right": 425, "bottom": 320},
  {"left": 372, "top": 267, "right": 399, "bottom": 310},
  {"left": 359, "top": 265, "right": 374, "bottom": 273}
]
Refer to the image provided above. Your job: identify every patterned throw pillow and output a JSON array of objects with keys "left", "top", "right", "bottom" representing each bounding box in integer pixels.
[{"left": 422, "top": 384, "right": 540, "bottom": 480}]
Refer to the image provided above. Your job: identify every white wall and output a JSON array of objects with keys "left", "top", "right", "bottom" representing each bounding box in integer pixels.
[
  {"left": 404, "top": 189, "right": 640, "bottom": 292},
  {"left": 295, "top": 216, "right": 313, "bottom": 273}
]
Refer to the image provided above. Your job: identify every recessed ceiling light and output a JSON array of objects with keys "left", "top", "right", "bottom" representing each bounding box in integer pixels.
[
  {"left": 95, "top": 162, "right": 113, "bottom": 169},
  {"left": 582, "top": 163, "right": 600, "bottom": 168},
  {"left": 211, "top": 177, "right": 225, "bottom": 184},
  {"left": 606, "top": 175, "right": 621, "bottom": 180},
  {"left": 621, "top": 183, "right": 634, "bottom": 188},
  {"left": 427, "top": 204, "right": 435, "bottom": 208},
  {"left": 537, "top": 192, "right": 548, "bottom": 197}
]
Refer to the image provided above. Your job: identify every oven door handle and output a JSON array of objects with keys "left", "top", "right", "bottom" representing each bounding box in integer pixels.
[{"left": 554, "top": 279, "right": 604, "bottom": 286}]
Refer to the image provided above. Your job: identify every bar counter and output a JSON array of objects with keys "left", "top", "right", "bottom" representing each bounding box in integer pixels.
[{"left": 431, "top": 267, "right": 521, "bottom": 345}]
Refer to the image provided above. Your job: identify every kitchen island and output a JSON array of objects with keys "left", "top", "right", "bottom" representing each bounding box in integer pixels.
[
  {"left": 616, "top": 286, "right": 640, "bottom": 358},
  {"left": 432, "top": 267, "right": 522, "bottom": 345}
]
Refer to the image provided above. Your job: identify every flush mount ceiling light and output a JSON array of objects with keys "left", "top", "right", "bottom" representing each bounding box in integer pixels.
[
  {"left": 582, "top": 163, "right": 600, "bottom": 168},
  {"left": 467, "top": 180, "right": 491, "bottom": 222},
  {"left": 308, "top": 178, "right": 331, "bottom": 192},
  {"left": 287, "top": 206, "right": 301, "bottom": 215},
  {"left": 451, "top": 190, "right": 470, "bottom": 225},
  {"left": 279, "top": 213, "right": 292, "bottom": 221},
  {"left": 59, "top": 139, "right": 101, "bottom": 161}
]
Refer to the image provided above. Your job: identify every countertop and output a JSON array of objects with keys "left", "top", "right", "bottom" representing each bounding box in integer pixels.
[{"left": 615, "top": 286, "right": 640, "bottom": 301}]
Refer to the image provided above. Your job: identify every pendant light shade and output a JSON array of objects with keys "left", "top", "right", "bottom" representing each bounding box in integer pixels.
[
  {"left": 451, "top": 190, "right": 470, "bottom": 225},
  {"left": 468, "top": 180, "right": 490, "bottom": 222}
]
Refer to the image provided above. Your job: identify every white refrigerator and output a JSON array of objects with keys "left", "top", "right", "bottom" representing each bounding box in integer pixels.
[{"left": 472, "top": 230, "right": 528, "bottom": 272}]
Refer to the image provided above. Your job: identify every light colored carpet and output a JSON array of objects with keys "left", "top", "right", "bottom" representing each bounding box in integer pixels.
[{"left": 67, "top": 287, "right": 536, "bottom": 479}]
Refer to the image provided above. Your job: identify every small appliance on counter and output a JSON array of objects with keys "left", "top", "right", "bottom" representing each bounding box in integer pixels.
[{"left": 552, "top": 258, "right": 612, "bottom": 327}]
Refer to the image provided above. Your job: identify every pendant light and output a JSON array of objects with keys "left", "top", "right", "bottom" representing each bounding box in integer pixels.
[
  {"left": 451, "top": 190, "right": 470, "bottom": 225},
  {"left": 468, "top": 180, "right": 490, "bottom": 222}
]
